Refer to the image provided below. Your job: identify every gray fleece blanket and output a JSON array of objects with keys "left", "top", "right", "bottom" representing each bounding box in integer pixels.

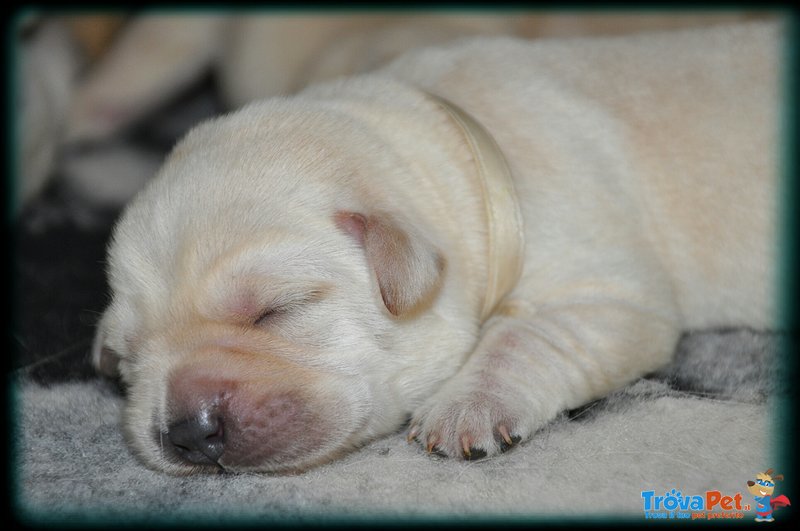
[{"left": 13, "top": 329, "right": 788, "bottom": 525}]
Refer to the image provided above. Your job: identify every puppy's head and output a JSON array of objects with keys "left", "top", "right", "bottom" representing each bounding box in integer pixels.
[{"left": 93, "top": 95, "right": 476, "bottom": 473}]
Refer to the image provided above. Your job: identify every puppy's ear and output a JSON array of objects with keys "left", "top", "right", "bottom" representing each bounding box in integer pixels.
[
  {"left": 91, "top": 312, "right": 121, "bottom": 378},
  {"left": 335, "top": 211, "right": 445, "bottom": 317}
]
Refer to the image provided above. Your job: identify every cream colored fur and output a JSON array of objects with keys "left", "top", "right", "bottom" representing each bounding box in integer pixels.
[
  {"left": 67, "top": 12, "right": 760, "bottom": 142},
  {"left": 57, "top": 12, "right": 762, "bottom": 211},
  {"left": 94, "top": 22, "right": 780, "bottom": 473}
]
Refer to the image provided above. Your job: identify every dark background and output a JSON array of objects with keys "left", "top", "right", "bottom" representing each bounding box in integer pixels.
[
  {"left": 10, "top": 76, "right": 223, "bottom": 385},
  {"left": 12, "top": 194, "right": 116, "bottom": 383}
]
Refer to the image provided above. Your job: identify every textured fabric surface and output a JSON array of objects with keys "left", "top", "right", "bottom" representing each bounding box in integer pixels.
[{"left": 13, "top": 343, "right": 779, "bottom": 525}]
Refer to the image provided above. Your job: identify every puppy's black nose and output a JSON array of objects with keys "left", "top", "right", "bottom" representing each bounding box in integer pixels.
[{"left": 167, "top": 412, "right": 225, "bottom": 466}]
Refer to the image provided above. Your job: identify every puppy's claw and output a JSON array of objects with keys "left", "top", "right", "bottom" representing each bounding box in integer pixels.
[
  {"left": 406, "top": 425, "right": 420, "bottom": 443},
  {"left": 498, "top": 424, "right": 513, "bottom": 446},
  {"left": 425, "top": 435, "right": 439, "bottom": 454},
  {"left": 458, "top": 435, "right": 487, "bottom": 460},
  {"left": 461, "top": 435, "right": 471, "bottom": 458},
  {"left": 498, "top": 425, "right": 522, "bottom": 453}
]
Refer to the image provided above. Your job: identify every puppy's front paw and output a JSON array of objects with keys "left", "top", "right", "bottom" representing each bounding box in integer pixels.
[{"left": 408, "top": 385, "right": 537, "bottom": 460}]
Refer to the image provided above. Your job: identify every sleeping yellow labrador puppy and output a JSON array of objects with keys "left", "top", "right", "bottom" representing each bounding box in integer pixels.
[{"left": 93, "top": 21, "right": 781, "bottom": 474}]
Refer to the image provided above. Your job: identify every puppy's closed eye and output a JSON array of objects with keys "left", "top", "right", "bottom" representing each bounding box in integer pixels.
[
  {"left": 251, "top": 286, "right": 331, "bottom": 327},
  {"left": 253, "top": 307, "right": 283, "bottom": 326}
]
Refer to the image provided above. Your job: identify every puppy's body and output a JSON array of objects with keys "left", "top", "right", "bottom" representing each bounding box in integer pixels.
[
  {"left": 59, "top": 12, "right": 762, "bottom": 212},
  {"left": 96, "top": 23, "right": 780, "bottom": 472}
]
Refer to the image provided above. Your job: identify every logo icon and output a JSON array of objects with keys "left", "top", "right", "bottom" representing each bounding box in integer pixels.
[{"left": 746, "top": 468, "right": 791, "bottom": 522}]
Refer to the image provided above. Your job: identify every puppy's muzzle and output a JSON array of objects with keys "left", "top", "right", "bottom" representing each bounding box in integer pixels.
[{"left": 159, "top": 355, "right": 329, "bottom": 471}]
